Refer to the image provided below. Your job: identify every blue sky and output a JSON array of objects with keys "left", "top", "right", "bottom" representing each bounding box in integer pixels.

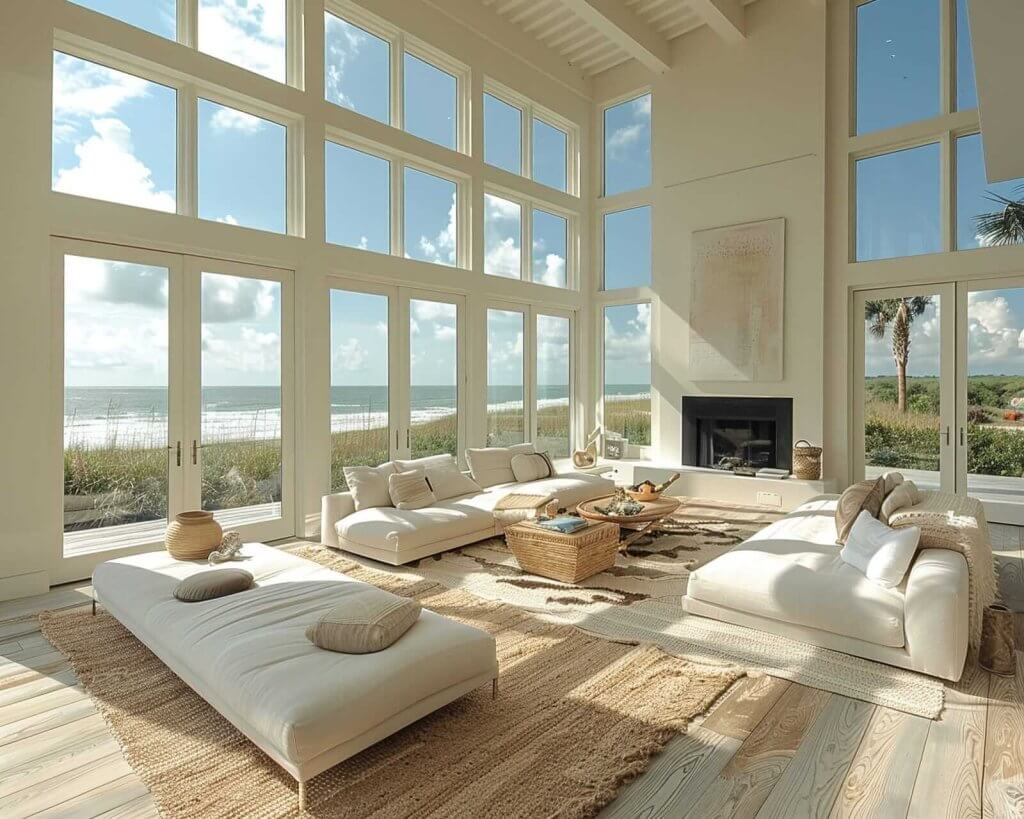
[
  {"left": 537, "top": 315, "right": 569, "bottom": 389},
  {"left": 604, "top": 94, "right": 650, "bottom": 196},
  {"left": 484, "top": 194, "right": 521, "bottom": 279},
  {"left": 487, "top": 309, "right": 524, "bottom": 388},
  {"left": 70, "top": 0, "right": 176, "bottom": 39},
  {"left": 325, "top": 13, "right": 390, "bottom": 123},
  {"left": 326, "top": 142, "right": 390, "bottom": 253},
  {"left": 604, "top": 303, "right": 651, "bottom": 387},
  {"left": 604, "top": 206, "right": 651, "bottom": 289}
]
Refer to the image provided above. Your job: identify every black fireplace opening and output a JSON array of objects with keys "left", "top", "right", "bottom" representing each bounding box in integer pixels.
[{"left": 681, "top": 397, "right": 793, "bottom": 472}]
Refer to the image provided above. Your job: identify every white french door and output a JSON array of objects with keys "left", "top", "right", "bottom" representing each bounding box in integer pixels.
[{"left": 57, "top": 240, "right": 295, "bottom": 569}]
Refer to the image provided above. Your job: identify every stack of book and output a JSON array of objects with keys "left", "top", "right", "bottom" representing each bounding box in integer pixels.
[{"left": 529, "top": 516, "right": 589, "bottom": 535}]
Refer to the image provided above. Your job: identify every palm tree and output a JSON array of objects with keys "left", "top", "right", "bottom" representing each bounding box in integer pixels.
[
  {"left": 975, "top": 186, "right": 1024, "bottom": 247},
  {"left": 864, "top": 297, "right": 933, "bottom": 413}
]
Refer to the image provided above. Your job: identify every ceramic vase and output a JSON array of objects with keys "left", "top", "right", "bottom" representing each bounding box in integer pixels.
[{"left": 165, "top": 510, "right": 223, "bottom": 561}]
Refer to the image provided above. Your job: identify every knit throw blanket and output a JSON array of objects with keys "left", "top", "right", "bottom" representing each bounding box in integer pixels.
[{"left": 888, "top": 491, "right": 998, "bottom": 657}]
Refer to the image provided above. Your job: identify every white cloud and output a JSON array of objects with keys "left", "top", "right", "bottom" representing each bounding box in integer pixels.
[
  {"left": 332, "top": 337, "right": 368, "bottom": 372},
  {"left": 202, "top": 274, "right": 276, "bottom": 323},
  {"left": 485, "top": 237, "right": 520, "bottom": 278},
  {"left": 485, "top": 194, "right": 520, "bottom": 221},
  {"left": 606, "top": 94, "right": 651, "bottom": 159},
  {"left": 325, "top": 14, "right": 367, "bottom": 109},
  {"left": 53, "top": 54, "right": 149, "bottom": 126},
  {"left": 411, "top": 194, "right": 457, "bottom": 267},
  {"left": 413, "top": 300, "right": 455, "bottom": 322},
  {"left": 53, "top": 118, "right": 176, "bottom": 212},
  {"left": 198, "top": 0, "right": 286, "bottom": 82},
  {"left": 209, "top": 106, "right": 265, "bottom": 134},
  {"left": 216, "top": 214, "right": 240, "bottom": 225},
  {"left": 434, "top": 325, "right": 456, "bottom": 341},
  {"left": 535, "top": 253, "right": 566, "bottom": 287}
]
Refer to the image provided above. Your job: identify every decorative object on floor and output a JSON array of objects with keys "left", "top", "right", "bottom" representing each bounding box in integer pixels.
[
  {"left": 979, "top": 603, "right": 1016, "bottom": 676},
  {"left": 689, "top": 217, "right": 785, "bottom": 381},
  {"left": 305, "top": 587, "right": 422, "bottom": 654},
  {"left": 581, "top": 494, "right": 684, "bottom": 550},
  {"left": 173, "top": 568, "right": 254, "bottom": 602},
  {"left": 572, "top": 425, "right": 602, "bottom": 468},
  {"left": 40, "top": 546, "right": 738, "bottom": 819},
  {"left": 604, "top": 435, "right": 627, "bottom": 460},
  {"left": 381, "top": 498, "right": 947, "bottom": 718},
  {"left": 207, "top": 531, "right": 244, "bottom": 564},
  {"left": 627, "top": 472, "right": 680, "bottom": 502},
  {"left": 792, "top": 439, "right": 823, "bottom": 479},
  {"left": 505, "top": 519, "right": 620, "bottom": 583},
  {"left": 165, "top": 510, "right": 223, "bottom": 560}
]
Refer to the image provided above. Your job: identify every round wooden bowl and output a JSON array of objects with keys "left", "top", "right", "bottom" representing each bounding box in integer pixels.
[
  {"left": 165, "top": 510, "right": 223, "bottom": 560},
  {"left": 626, "top": 488, "right": 662, "bottom": 503}
]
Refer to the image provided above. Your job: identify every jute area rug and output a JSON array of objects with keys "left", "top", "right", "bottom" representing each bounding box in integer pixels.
[
  {"left": 369, "top": 497, "right": 946, "bottom": 718},
  {"left": 39, "top": 546, "right": 740, "bottom": 819}
]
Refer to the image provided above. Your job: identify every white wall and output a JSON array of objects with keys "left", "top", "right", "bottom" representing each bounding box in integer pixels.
[{"left": 592, "top": 0, "right": 827, "bottom": 468}]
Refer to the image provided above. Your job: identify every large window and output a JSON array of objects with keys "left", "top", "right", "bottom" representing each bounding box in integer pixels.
[
  {"left": 956, "top": 134, "right": 1024, "bottom": 250},
  {"left": 198, "top": 100, "right": 286, "bottom": 233},
  {"left": 484, "top": 194, "right": 522, "bottom": 279},
  {"left": 325, "top": 141, "right": 391, "bottom": 253},
  {"left": 330, "top": 289, "right": 390, "bottom": 491},
  {"left": 603, "top": 93, "right": 651, "bottom": 196},
  {"left": 404, "top": 167, "right": 458, "bottom": 266},
  {"left": 410, "top": 299, "right": 459, "bottom": 458},
  {"left": 532, "top": 209, "right": 568, "bottom": 288},
  {"left": 537, "top": 314, "right": 571, "bottom": 457},
  {"left": 603, "top": 303, "right": 651, "bottom": 447},
  {"left": 69, "top": 0, "right": 177, "bottom": 39},
  {"left": 198, "top": 0, "right": 287, "bottom": 83},
  {"left": 484, "top": 93, "right": 522, "bottom": 174},
  {"left": 404, "top": 52, "right": 457, "bottom": 150},
  {"left": 604, "top": 206, "right": 652, "bottom": 289},
  {"left": 533, "top": 118, "right": 568, "bottom": 192},
  {"left": 487, "top": 309, "right": 526, "bottom": 446},
  {"left": 324, "top": 12, "right": 391, "bottom": 124},
  {"left": 52, "top": 53, "right": 176, "bottom": 213}
]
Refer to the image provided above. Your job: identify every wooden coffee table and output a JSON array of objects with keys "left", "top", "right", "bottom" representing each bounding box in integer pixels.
[{"left": 576, "top": 495, "right": 682, "bottom": 551}]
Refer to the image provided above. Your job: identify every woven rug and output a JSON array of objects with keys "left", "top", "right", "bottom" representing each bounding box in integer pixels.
[
  {"left": 38, "top": 546, "right": 740, "bottom": 819},
  {"left": 363, "top": 497, "right": 946, "bottom": 718}
]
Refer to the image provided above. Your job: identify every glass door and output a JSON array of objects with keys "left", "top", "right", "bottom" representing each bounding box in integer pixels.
[
  {"left": 535, "top": 312, "right": 572, "bottom": 458},
  {"left": 853, "top": 284, "right": 956, "bottom": 492}
]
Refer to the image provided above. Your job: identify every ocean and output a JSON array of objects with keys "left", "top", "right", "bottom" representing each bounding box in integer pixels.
[{"left": 64, "top": 385, "right": 651, "bottom": 449}]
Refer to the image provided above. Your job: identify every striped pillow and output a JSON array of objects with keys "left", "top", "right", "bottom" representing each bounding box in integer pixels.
[{"left": 388, "top": 470, "right": 436, "bottom": 510}]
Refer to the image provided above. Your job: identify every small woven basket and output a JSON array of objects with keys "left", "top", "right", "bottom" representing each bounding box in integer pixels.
[{"left": 792, "top": 439, "right": 822, "bottom": 480}]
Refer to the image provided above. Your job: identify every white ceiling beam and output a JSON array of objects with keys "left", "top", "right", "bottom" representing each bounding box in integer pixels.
[
  {"left": 687, "top": 0, "right": 746, "bottom": 44},
  {"left": 552, "top": 0, "right": 673, "bottom": 73}
]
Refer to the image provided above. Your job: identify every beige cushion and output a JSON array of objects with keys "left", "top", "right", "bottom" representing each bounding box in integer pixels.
[
  {"left": 306, "top": 588, "right": 422, "bottom": 654},
  {"left": 840, "top": 510, "right": 921, "bottom": 588},
  {"left": 344, "top": 463, "right": 397, "bottom": 511},
  {"left": 835, "top": 477, "right": 886, "bottom": 544},
  {"left": 388, "top": 470, "right": 435, "bottom": 510},
  {"left": 510, "top": 452, "right": 553, "bottom": 483},
  {"left": 395, "top": 454, "right": 458, "bottom": 473},
  {"left": 466, "top": 443, "right": 534, "bottom": 487},
  {"left": 426, "top": 468, "right": 481, "bottom": 501},
  {"left": 173, "top": 569, "right": 253, "bottom": 602},
  {"left": 881, "top": 480, "right": 922, "bottom": 523},
  {"left": 880, "top": 471, "right": 905, "bottom": 496}
]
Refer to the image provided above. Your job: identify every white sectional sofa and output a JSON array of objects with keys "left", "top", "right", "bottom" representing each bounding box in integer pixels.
[
  {"left": 321, "top": 456, "right": 615, "bottom": 565},
  {"left": 683, "top": 496, "right": 970, "bottom": 681}
]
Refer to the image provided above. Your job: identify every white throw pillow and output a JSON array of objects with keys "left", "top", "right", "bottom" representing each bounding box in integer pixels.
[
  {"left": 840, "top": 510, "right": 921, "bottom": 588},
  {"left": 466, "top": 443, "right": 535, "bottom": 487},
  {"left": 395, "top": 453, "right": 458, "bottom": 474},
  {"left": 343, "top": 462, "right": 397, "bottom": 511},
  {"left": 510, "top": 452, "right": 553, "bottom": 483},
  {"left": 388, "top": 470, "right": 436, "bottom": 511},
  {"left": 425, "top": 468, "right": 482, "bottom": 501}
]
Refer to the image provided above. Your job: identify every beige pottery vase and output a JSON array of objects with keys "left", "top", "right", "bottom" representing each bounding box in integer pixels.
[{"left": 165, "top": 511, "right": 223, "bottom": 560}]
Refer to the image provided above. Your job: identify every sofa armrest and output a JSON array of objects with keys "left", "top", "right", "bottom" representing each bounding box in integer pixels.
[
  {"left": 320, "top": 492, "right": 355, "bottom": 548},
  {"left": 904, "top": 548, "right": 969, "bottom": 681}
]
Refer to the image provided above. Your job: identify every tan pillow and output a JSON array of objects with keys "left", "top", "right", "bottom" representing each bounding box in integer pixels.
[
  {"left": 394, "top": 453, "right": 458, "bottom": 473},
  {"left": 306, "top": 588, "right": 421, "bottom": 654},
  {"left": 174, "top": 569, "right": 254, "bottom": 602},
  {"left": 343, "top": 462, "right": 396, "bottom": 511},
  {"left": 466, "top": 443, "right": 535, "bottom": 487},
  {"left": 881, "top": 480, "right": 922, "bottom": 523},
  {"left": 880, "top": 471, "right": 905, "bottom": 497},
  {"left": 425, "top": 468, "right": 481, "bottom": 501},
  {"left": 388, "top": 470, "right": 435, "bottom": 510},
  {"left": 510, "top": 452, "right": 553, "bottom": 482},
  {"left": 835, "top": 477, "right": 886, "bottom": 544}
]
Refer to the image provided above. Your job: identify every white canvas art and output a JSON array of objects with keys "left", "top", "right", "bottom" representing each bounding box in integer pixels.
[{"left": 689, "top": 218, "right": 785, "bottom": 381}]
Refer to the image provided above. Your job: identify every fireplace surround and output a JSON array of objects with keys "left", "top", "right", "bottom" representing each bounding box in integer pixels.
[{"left": 681, "top": 396, "right": 793, "bottom": 472}]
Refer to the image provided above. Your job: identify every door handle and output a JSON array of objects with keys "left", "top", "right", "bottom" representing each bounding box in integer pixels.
[
  {"left": 960, "top": 427, "right": 965, "bottom": 446},
  {"left": 944, "top": 426, "right": 950, "bottom": 446},
  {"left": 169, "top": 441, "right": 181, "bottom": 467},
  {"left": 192, "top": 440, "right": 198, "bottom": 465},
  {"left": 406, "top": 428, "right": 410, "bottom": 448},
  {"left": 395, "top": 429, "right": 399, "bottom": 450}
]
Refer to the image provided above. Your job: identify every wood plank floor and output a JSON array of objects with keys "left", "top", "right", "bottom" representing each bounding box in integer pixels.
[{"left": 1, "top": 529, "right": 1023, "bottom": 818}]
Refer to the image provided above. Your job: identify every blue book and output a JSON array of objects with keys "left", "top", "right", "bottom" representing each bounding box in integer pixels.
[{"left": 533, "top": 516, "right": 588, "bottom": 534}]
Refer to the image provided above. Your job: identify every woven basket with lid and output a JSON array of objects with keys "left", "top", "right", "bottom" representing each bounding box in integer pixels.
[{"left": 792, "top": 440, "right": 823, "bottom": 480}]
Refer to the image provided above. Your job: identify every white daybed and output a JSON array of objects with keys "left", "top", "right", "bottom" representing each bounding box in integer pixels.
[{"left": 92, "top": 543, "right": 498, "bottom": 809}]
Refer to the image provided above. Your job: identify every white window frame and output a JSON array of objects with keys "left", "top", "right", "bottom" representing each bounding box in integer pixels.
[
  {"left": 533, "top": 308, "right": 576, "bottom": 456},
  {"left": 598, "top": 202, "right": 653, "bottom": 293},
  {"left": 599, "top": 87, "right": 653, "bottom": 201},
  {"left": 323, "top": 136, "right": 394, "bottom": 255}
]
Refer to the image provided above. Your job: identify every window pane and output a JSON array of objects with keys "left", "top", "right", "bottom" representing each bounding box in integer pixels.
[
  {"left": 604, "top": 206, "right": 651, "bottom": 289},
  {"left": 533, "top": 118, "right": 567, "bottom": 192},
  {"left": 64, "top": 256, "right": 169, "bottom": 537},
  {"left": 404, "top": 53, "right": 457, "bottom": 150},
  {"left": 52, "top": 53, "right": 176, "bottom": 213},
  {"left": 532, "top": 209, "right": 567, "bottom": 288},
  {"left": 484, "top": 93, "right": 521, "bottom": 174},
  {"left": 856, "top": 144, "right": 941, "bottom": 261},
  {"left": 198, "top": 100, "right": 286, "bottom": 233},
  {"left": 325, "top": 142, "right": 390, "bottom": 253},
  {"left": 198, "top": 0, "right": 286, "bottom": 82},
  {"left": 324, "top": 13, "right": 390, "bottom": 124},
  {"left": 69, "top": 0, "right": 176, "bottom": 39},
  {"left": 956, "top": 134, "right": 1024, "bottom": 250},
  {"left": 604, "top": 304, "right": 651, "bottom": 447},
  {"left": 330, "top": 289, "right": 390, "bottom": 491},
  {"left": 404, "top": 168, "right": 457, "bottom": 266},
  {"left": 956, "top": 0, "right": 977, "bottom": 111},
  {"left": 856, "top": 0, "right": 939, "bottom": 134},
  {"left": 537, "top": 314, "right": 571, "bottom": 458},
  {"left": 604, "top": 93, "right": 651, "bottom": 196},
  {"left": 487, "top": 309, "right": 525, "bottom": 446},
  {"left": 484, "top": 194, "right": 521, "bottom": 279},
  {"left": 410, "top": 300, "right": 458, "bottom": 459},
  {"left": 200, "top": 273, "right": 282, "bottom": 522}
]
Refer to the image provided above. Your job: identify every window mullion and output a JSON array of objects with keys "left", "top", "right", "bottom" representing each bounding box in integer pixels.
[
  {"left": 393, "top": 32, "right": 404, "bottom": 130},
  {"left": 522, "top": 104, "right": 532, "bottom": 180},
  {"left": 394, "top": 158, "right": 405, "bottom": 258},
  {"left": 940, "top": 0, "right": 954, "bottom": 116},
  {"left": 522, "top": 199, "right": 532, "bottom": 283},
  {"left": 179, "top": 0, "right": 197, "bottom": 49},
  {"left": 178, "top": 82, "right": 198, "bottom": 218}
]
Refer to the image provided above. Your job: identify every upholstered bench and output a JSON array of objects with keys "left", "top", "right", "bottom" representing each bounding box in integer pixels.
[{"left": 92, "top": 543, "right": 498, "bottom": 809}]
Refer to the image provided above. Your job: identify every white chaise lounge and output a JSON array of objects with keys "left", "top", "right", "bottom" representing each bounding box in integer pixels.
[{"left": 92, "top": 543, "right": 498, "bottom": 809}]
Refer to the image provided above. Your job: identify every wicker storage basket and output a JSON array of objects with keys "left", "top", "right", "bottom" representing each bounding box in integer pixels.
[
  {"left": 505, "top": 521, "right": 620, "bottom": 583},
  {"left": 792, "top": 439, "right": 823, "bottom": 480}
]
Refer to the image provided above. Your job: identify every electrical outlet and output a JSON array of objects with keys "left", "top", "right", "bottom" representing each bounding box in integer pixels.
[{"left": 756, "top": 491, "right": 782, "bottom": 509}]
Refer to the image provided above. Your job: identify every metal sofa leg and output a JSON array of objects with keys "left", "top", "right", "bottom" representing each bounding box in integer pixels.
[
  {"left": 492, "top": 677, "right": 498, "bottom": 699},
  {"left": 91, "top": 599, "right": 96, "bottom": 616}
]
